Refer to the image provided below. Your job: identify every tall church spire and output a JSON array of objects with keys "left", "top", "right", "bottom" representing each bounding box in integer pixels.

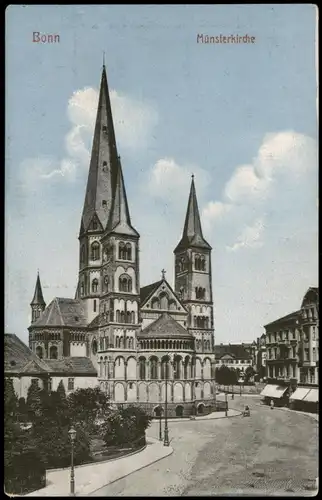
[
  {"left": 30, "top": 271, "right": 46, "bottom": 306},
  {"left": 30, "top": 271, "right": 46, "bottom": 324},
  {"left": 106, "top": 156, "right": 139, "bottom": 236},
  {"left": 175, "top": 176, "right": 211, "bottom": 252},
  {"left": 80, "top": 64, "right": 119, "bottom": 234}
]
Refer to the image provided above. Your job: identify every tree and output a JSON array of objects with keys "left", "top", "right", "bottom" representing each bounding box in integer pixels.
[
  {"left": 99, "top": 405, "right": 151, "bottom": 448},
  {"left": 67, "top": 387, "right": 110, "bottom": 432},
  {"left": 244, "top": 365, "right": 256, "bottom": 384},
  {"left": 26, "top": 380, "right": 43, "bottom": 421},
  {"left": 229, "top": 368, "right": 238, "bottom": 386},
  {"left": 57, "top": 379, "right": 66, "bottom": 399},
  {"left": 5, "top": 378, "right": 18, "bottom": 419}
]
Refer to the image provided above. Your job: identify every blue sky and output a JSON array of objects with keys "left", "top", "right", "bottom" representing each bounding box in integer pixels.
[{"left": 6, "top": 4, "right": 318, "bottom": 344}]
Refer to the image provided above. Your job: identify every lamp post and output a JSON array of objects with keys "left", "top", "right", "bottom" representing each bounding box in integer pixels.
[
  {"left": 68, "top": 426, "right": 76, "bottom": 496},
  {"left": 225, "top": 391, "right": 228, "bottom": 417},
  {"left": 158, "top": 405, "right": 162, "bottom": 441},
  {"left": 163, "top": 357, "right": 170, "bottom": 446}
]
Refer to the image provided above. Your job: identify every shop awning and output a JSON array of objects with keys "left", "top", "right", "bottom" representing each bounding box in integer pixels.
[
  {"left": 303, "top": 388, "right": 319, "bottom": 403},
  {"left": 272, "top": 386, "right": 288, "bottom": 398},
  {"left": 260, "top": 384, "right": 286, "bottom": 398},
  {"left": 290, "top": 387, "right": 311, "bottom": 401}
]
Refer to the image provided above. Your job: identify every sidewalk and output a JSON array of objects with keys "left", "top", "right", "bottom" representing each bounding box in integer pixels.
[
  {"left": 25, "top": 437, "right": 173, "bottom": 497},
  {"left": 163, "top": 408, "right": 241, "bottom": 423}
]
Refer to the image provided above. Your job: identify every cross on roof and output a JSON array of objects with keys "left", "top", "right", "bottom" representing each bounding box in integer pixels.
[{"left": 161, "top": 269, "right": 166, "bottom": 280}]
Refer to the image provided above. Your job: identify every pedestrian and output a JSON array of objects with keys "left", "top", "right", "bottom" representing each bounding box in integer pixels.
[{"left": 270, "top": 399, "right": 274, "bottom": 410}]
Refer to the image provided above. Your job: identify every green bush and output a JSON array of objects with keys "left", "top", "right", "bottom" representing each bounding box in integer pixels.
[{"left": 99, "top": 405, "right": 151, "bottom": 448}]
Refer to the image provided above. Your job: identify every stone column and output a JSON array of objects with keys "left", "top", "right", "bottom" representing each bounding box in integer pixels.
[
  {"left": 146, "top": 360, "right": 149, "bottom": 380},
  {"left": 124, "top": 361, "right": 127, "bottom": 381},
  {"left": 158, "top": 359, "right": 161, "bottom": 380}
]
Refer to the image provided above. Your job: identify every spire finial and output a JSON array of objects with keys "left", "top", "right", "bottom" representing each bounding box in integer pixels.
[
  {"left": 37, "top": 268, "right": 39, "bottom": 276},
  {"left": 103, "top": 51, "right": 105, "bottom": 67},
  {"left": 161, "top": 269, "right": 166, "bottom": 280},
  {"left": 191, "top": 173, "right": 194, "bottom": 179}
]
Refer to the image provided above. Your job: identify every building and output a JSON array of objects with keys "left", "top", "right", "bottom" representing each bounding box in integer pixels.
[
  {"left": 27, "top": 63, "right": 216, "bottom": 417},
  {"left": 255, "top": 333, "right": 267, "bottom": 379},
  {"left": 214, "top": 344, "right": 253, "bottom": 381},
  {"left": 261, "top": 287, "right": 319, "bottom": 409},
  {"left": 5, "top": 333, "right": 97, "bottom": 399}
]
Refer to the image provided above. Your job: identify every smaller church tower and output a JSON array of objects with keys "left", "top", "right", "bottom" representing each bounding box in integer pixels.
[
  {"left": 174, "top": 176, "right": 214, "bottom": 352},
  {"left": 30, "top": 271, "right": 46, "bottom": 323}
]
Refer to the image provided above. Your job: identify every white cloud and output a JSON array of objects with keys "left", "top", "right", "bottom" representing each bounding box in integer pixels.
[
  {"left": 203, "top": 131, "right": 317, "bottom": 247},
  {"left": 224, "top": 131, "right": 316, "bottom": 205},
  {"left": 227, "top": 218, "right": 265, "bottom": 251},
  {"left": 147, "top": 157, "right": 210, "bottom": 205},
  {"left": 20, "top": 86, "right": 158, "bottom": 190}
]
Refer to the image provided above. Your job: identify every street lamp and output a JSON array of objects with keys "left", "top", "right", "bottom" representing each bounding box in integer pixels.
[
  {"left": 158, "top": 405, "right": 162, "bottom": 441},
  {"left": 225, "top": 391, "right": 228, "bottom": 417},
  {"left": 163, "top": 356, "right": 170, "bottom": 447},
  {"left": 68, "top": 426, "right": 76, "bottom": 496}
]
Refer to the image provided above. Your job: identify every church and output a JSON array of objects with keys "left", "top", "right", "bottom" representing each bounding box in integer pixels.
[{"left": 28, "top": 64, "right": 217, "bottom": 417}]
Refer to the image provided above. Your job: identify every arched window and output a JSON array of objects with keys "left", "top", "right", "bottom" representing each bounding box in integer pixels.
[
  {"left": 151, "top": 298, "right": 160, "bottom": 309},
  {"left": 119, "top": 274, "right": 132, "bottom": 292},
  {"left": 92, "top": 219, "right": 98, "bottom": 230},
  {"left": 49, "top": 346, "right": 58, "bottom": 360},
  {"left": 120, "top": 311, "right": 125, "bottom": 323},
  {"left": 92, "top": 279, "right": 98, "bottom": 293},
  {"left": 159, "top": 293, "right": 168, "bottom": 310},
  {"left": 92, "top": 339, "right": 98, "bottom": 355},
  {"left": 174, "top": 357, "right": 181, "bottom": 379},
  {"left": 115, "top": 336, "right": 120, "bottom": 348},
  {"left": 139, "top": 358, "right": 146, "bottom": 380},
  {"left": 125, "top": 243, "right": 132, "bottom": 260},
  {"left": 200, "top": 256, "right": 206, "bottom": 271},
  {"left": 131, "top": 311, "right": 135, "bottom": 324},
  {"left": 91, "top": 242, "right": 100, "bottom": 261},
  {"left": 36, "top": 346, "right": 43, "bottom": 359},
  {"left": 169, "top": 300, "right": 177, "bottom": 311},
  {"left": 118, "top": 242, "right": 126, "bottom": 260},
  {"left": 180, "top": 257, "right": 185, "bottom": 271},
  {"left": 195, "top": 255, "right": 200, "bottom": 270},
  {"left": 80, "top": 245, "right": 85, "bottom": 264},
  {"left": 161, "top": 357, "right": 170, "bottom": 379},
  {"left": 99, "top": 338, "right": 104, "bottom": 350},
  {"left": 80, "top": 283, "right": 84, "bottom": 297},
  {"left": 126, "top": 311, "right": 131, "bottom": 323},
  {"left": 150, "top": 358, "right": 158, "bottom": 379},
  {"left": 102, "top": 161, "right": 107, "bottom": 172}
]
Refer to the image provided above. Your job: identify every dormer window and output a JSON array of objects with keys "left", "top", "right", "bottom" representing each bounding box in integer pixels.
[
  {"left": 92, "top": 219, "right": 98, "bottom": 230},
  {"left": 102, "top": 200, "right": 107, "bottom": 208},
  {"left": 102, "top": 161, "right": 107, "bottom": 172},
  {"left": 102, "top": 125, "right": 107, "bottom": 133}
]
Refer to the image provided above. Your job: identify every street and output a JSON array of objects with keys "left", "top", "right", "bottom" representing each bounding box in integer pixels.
[{"left": 91, "top": 396, "right": 318, "bottom": 496}]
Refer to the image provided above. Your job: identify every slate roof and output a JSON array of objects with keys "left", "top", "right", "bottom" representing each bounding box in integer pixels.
[
  {"left": 45, "top": 357, "right": 97, "bottom": 376},
  {"left": 214, "top": 344, "right": 252, "bottom": 360},
  {"left": 30, "top": 298, "right": 87, "bottom": 328},
  {"left": 5, "top": 334, "right": 51, "bottom": 375},
  {"left": 80, "top": 65, "right": 119, "bottom": 233},
  {"left": 140, "top": 280, "right": 163, "bottom": 304},
  {"left": 264, "top": 310, "right": 300, "bottom": 329},
  {"left": 138, "top": 312, "right": 192, "bottom": 339},
  {"left": 30, "top": 272, "right": 46, "bottom": 306},
  {"left": 5, "top": 334, "right": 97, "bottom": 376},
  {"left": 87, "top": 315, "right": 100, "bottom": 329},
  {"left": 175, "top": 177, "right": 211, "bottom": 252}
]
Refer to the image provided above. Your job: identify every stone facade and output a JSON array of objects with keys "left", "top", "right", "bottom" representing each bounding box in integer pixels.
[{"left": 27, "top": 64, "right": 217, "bottom": 416}]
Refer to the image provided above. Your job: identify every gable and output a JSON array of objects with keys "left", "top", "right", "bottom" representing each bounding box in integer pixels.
[{"left": 141, "top": 280, "right": 187, "bottom": 313}]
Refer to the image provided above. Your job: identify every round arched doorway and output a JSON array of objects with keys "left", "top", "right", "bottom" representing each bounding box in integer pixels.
[
  {"left": 197, "top": 403, "right": 205, "bottom": 414},
  {"left": 175, "top": 405, "right": 184, "bottom": 417}
]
